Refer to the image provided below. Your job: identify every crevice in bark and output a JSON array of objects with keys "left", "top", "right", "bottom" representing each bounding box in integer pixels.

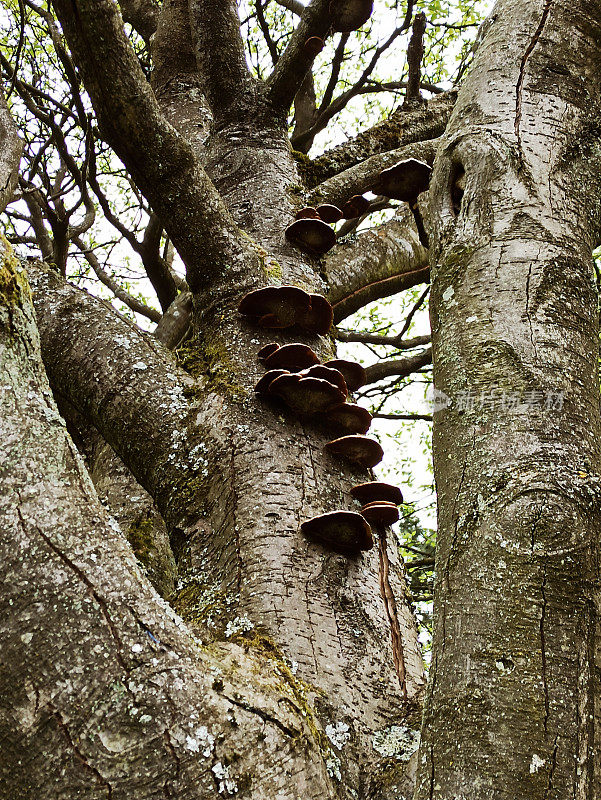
[
  {"left": 377, "top": 528, "right": 408, "bottom": 700},
  {"left": 514, "top": 0, "right": 553, "bottom": 167},
  {"left": 428, "top": 744, "right": 435, "bottom": 800},
  {"left": 525, "top": 259, "right": 539, "bottom": 359},
  {"left": 543, "top": 733, "right": 559, "bottom": 799},
  {"left": 19, "top": 504, "right": 132, "bottom": 680},
  {"left": 541, "top": 564, "right": 550, "bottom": 732},
  {"left": 222, "top": 693, "right": 300, "bottom": 739},
  {"left": 49, "top": 704, "right": 113, "bottom": 799},
  {"left": 161, "top": 730, "right": 181, "bottom": 791}
]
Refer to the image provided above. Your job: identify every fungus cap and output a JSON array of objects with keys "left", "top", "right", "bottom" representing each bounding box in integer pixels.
[
  {"left": 301, "top": 510, "right": 373, "bottom": 553},
  {"left": 326, "top": 403, "right": 372, "bottom": 435},
  {"left": 285, "top": 218, "right": 337, "bottom": 256},
  {"left": 342, "top": 194, "right": 370, "bottom": 219},
  {"left": 295, "top": 206, "right": 320, "bottom": 220},
  {"left": 257, "top": 342, "right": 280, "bottom": 363},
  {"left": 350, "top": 481, "right": 403, "bottom": 506},
  {"left": 298, "top": 293, "right": 334, "bottom": 335},
  {"left": 270, "top": 374, "right": 346, "bottom": 414},
  {"left": 360, "top": 501, "right": 400, "bottom": 526},
  {"left": 324, "top": 359, "right": 366, "bottom": 392},
  {"left": 263, "top": 342, "right": 320, "bottom": 371},
  {"left": 325, "top": 434, "right": 384, "bottom": 468},
  {"left": 254, "top": 369, "right": 290, "bottom": 395},
  {"left": 375, "top": 159, "right": 432, "bottom": 202},
  {"left": 316, "top": 204, "right": 343, "bottom": 224},
  {"left": 304, "top": 36, "right": 325, "bottom": 56},
  {"left": 239, "top": 285, "right": 311, "bottom": 328},
  {"left": 329, "top": 0, "right": 373, "bottom": 32},
  {"left": 299, "top": 365, "right": 348, "bottom": 396}
]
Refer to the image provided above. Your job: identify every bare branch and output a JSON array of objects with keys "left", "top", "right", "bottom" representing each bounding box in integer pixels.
[
  {"left": 0, "top": 88, "right": 23, "bottom": 213},
  {"left": 265, "top": 0, "right": 333, "bottom": 112},
  {"left": 403, "top": 11, "right": 426, "bottom": 108},
  {"left": 337, "top": 330, "right": 431, "bottom": 349},
  {"left": 373, "top": 412, "right": 433, "bottom": 422},
  {"left": 72, "top": 236, "right": 162, "bottom": 323},
  {"left": 188, "top": 0, "right": 256, "bottom": 124},
  {"left": 292, "top": 23, "right": 410, "bottom": 152},
  {"left": 363, "top": 348, "right": 432, "bottom": 384},
  {"left": 51, "top": 0, "right": 250, "bottom": 293},
  {"left": 325, "top": 206, "right": 429, "bottom": 322}
]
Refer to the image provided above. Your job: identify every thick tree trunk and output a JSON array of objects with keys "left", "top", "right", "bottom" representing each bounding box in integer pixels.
[{"left": 415, "top": 1, "right": 601, "bottom": 797}]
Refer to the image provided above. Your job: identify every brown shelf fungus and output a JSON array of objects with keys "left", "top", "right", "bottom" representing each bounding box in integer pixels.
[
  {"left": 324, "top": 359, "right": 366, "bottom": 392},
  {"left": 326, "top": 403, "right": 372, "bottom": 435},
  {"left": 360, "top": 501, "right": 400, "bottom": 526},
  {"left": 341, "top": 194, "right": 370, "bottom": 219},
  {"left": 257, "top": 342, "right": 280, "bottom": 363},
  {"left": 329, "top": 0, "right": 374, "bottom": 32},
  {"left": 270, "top": 374, "right": 346, "bottom": 415},
  {"left": 299, "top": 365, "right": 348, "bottom": 396},
  {"left": 295, "top": 206, "right": 320, "bottom": 220},
  {"left": 239, "top": 285, "right": 311, "bottom": 328},
  {"left": 254, "top": 369, "right": 290, "bottom": 395},
  {"left": 285, "top": 218, "right": 337, "bottom": 256},
  {"left": 301, "top": 510, "right": 373, "bottom": 553},
  {"left": 297, "top": 293, "right": 334, "bottom": 335},
  {"left": 316, "top": 204, "right": 343, "bottom": 224},
  {"left": 325, "top": 435, "right": 384, "bottom": 468},
  {"left": 304, "top": 36, "right": 325, "bottom": 56},
  {"left": 350, "top": 481, "right": 403, "bottom": 506},
  {"left": 263, "top": 343, "right": 320, "bottom": 371},
  {"left": 375, "top": 158, "right": 432, "bottom": 248}
]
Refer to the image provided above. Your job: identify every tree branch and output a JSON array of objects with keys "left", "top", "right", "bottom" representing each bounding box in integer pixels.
[
  {"left": 265, "top": 0, "right": 333, "bottom": 112},
  {"left": 188, "top": 0, "right": 256, "bottom": 125},
  {"left": 301, "top": 90, "right": 455, "bottom": 187},
  {"left": 118, "top": 0, "right": 159, "bottom": 42},
  {"left": 363, "top": 348, "right": 432, "bottom": 384},
  {"left": 325, "top": 206, "right": 429, "bottom": 322},
  {"left": 0, "top": 89, "right": 23, "bottom": 213},
  {"left": 51, "top": 0, "right": 250, "bottom": 294},
  {"left": 310, "top": 138, "right": 439, "bottom": 208}
]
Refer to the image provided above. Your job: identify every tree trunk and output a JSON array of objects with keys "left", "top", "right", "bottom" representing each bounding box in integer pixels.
[{"left": 415, "top": 1, "right": 601, "bottom": 797}]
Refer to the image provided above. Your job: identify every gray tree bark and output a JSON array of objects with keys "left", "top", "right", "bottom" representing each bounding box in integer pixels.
[{"left": 414, "top": 1, "right": 601, "bottom": 797}]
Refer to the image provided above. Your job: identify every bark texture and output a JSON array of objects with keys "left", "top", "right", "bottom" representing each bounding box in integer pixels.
[
  {"left": 0, "top": 238, "right": 342, "bottom": 800},
  {"left": 415, "top": 2, "right": 601, "bottom": 797}
]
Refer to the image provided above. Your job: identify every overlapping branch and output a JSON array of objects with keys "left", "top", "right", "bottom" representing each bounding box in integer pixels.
[{"left": 50, "top": 0, "right": 250, "bottom": 293}]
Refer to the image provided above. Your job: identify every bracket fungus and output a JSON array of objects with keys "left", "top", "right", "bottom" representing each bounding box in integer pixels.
[
  {"left": 350, "top": 481, "right": 403, "bottom": 506},
  {"left": 295, "top": 206, "right": 320, "bottom": 220},
  {"left": 329, "top": 0, "right": 374, "bottom": 32},
  {"left": 257, "top": 342, "right": 280, "bottom": 363},
  {"left": 375, "top": 158, "right": 432, "bottom": 248},
  {"left": 285, "top": 217, "right": 337, "bottom": 256},
  {"left": 325, "top": 434, "right": 384, "bottom": 468},
  {"left": 239, "top": 285, "right": 311, "bottom": 328},
  {"left": 263, "top": 342, "right": 320, "bottom": 371},
  {"left": 297, "top": 293, "right": 334, "bottom": 335},
  {"left": 254, "top": 368, "right": 290, "bottom": 395},
  {"left": 301, "top": 510, "right": 373, "bottom": 553},
  {"left": 240, "top": 287, "right": 333, "bottom": 334},
  {"left": 304, "top": 36, "right": 325, "bottom": 56},
  {"left": 299, "top": 365, "right": 348, "bottom": 395},
  {"left": 270, "top": 373, "right": 346, "bottom": 415},
  {"left": 324, "top": 359, "right": 366, "bottom": 392},
  {"left": 342, "top": 194, "right": 370, "bottom": 219},
  {"left": 326, "top": 403, "right": 372, "bottom": 435},
  {"left": 360, "top": 501, "right": 400, "bottom": 526},
  {"left": 316, "top": 204, "right": 343, "bottom": 224}
]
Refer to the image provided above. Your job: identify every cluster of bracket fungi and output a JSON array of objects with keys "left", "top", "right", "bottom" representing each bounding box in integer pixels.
[
  {"left": 239, "top": 283, "right": 405, "bottom": 556},
  {"left": 284, "top": 158, "right": 432, "bottom": 257}
]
